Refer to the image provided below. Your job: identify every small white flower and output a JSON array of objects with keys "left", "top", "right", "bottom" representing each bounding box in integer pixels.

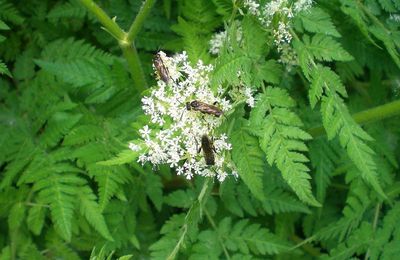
[
  {"left": 274, "top": 21, "right": 293, "bottom": 46},
  {"left": 244, "top": 87, "right": 255, "bottom": 108},
  {"left": 176, "top": 166, "right": 184, "bottom": 175},
  {"left": 138, "top": 154, "right": 148, "bottom": 165},
  {"left": 244, "top": 0, "right": 260, "bottom": 16},
  {"left": 294, "top": 0, "right": 313, "bottom": 13},
  {"left": 217, "top": 170, "right": 228, "bottom": 182},
  {"left": 139, "top": 125, "right": 151, "bottom": 139},
  {"left": 217, "top": 86, "right": 224, "bottom": 95},
  {"left": 232, "top": 170, "right": 238, "bottom": 179},
  {"left": 128, "top": 142, "right": 141, "bottom": 152},
  {"left": 209, "top": 22, "right": 243, "bottom": 55}
]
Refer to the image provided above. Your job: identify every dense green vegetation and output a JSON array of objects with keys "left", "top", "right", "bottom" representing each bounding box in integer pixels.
[{"left": 1, "top": 0, "right": 400, "bottom": 259}]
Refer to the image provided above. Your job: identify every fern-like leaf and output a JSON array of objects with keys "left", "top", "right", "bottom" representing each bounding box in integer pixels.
[
  {"left": 321, "top": 222, "right": 373, "bottom": 260},
  {"left": 190, "top": 230, "right": 222, "bottom": 259},
  {"left": 296, "top": 34, "right": 353, "bottom": 64},
  {"left": 47, "top": 0, "right": 86, "bottom": 22},
  {"left": 0, "top": 59, "right": 11, "bottom": 77},
  {"left": 165, "top": 189, "right": 194, "bottom": 209},
  {"left": 263, "top": 187, "right": 311, "bottom": 214},
  {"left": 40, "top": 112, "right": 82, "bottom": 148},
  {"left": 297, "top": 7, "right": 341, "bottom": 37},
  {"left": 149, "top": 214, "right": 186, "bottom": 260},
  {"left": 34, "top": 173, "right": 85, "bottom": 241},
  {"left": 249, "top": 88, "right": 320, "bottom": 206},
  {"left": 231, "top": 121, "right": 265, "bottom": 201},
  {"left": 72, "top": 141, "right": 132, "bottom": 211},
  {"left": 0, "top": 0, "right": 24, "bottom": 25},
  {"left": 295, "top": 35, "right": 386, "bottom": 196},
  {"left": 171, "top": 0, "right": 220, "bottom": 62},
  {"left": 315, "top": 180, "right": 371, "bottom": 242},
  {"left": 219, "top": 217, "right": 291, "bottom": 255},
  {"left": 78, "top": 185, "right": 113, "bottom": 241},
  {"left": 27, "top": 204, "right": 46, "bottom": 235},
  {"left": 368, "top": 202, "right": 400, "bottom": 260},
  {"left": 98, "top": 148, "right": 142, "bottom": 166},
  {"left": 211, "top": 51, "right": 252, "bottom": 89},
  {"left": 145, "top": 173, "right": 163, "bottom": 211},
  {"left": 309, "top": 138, "right": 340, "bottom": 202}
]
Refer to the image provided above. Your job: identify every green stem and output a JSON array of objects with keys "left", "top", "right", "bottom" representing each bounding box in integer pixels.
[
  {"left": 204, "top": 208, "right": 231, "bottom": 260},
  {"left": 120, "top": 42, "right": 147, "bottom": 92},
  {"left": 126, "top": 0, "right": 156, "bottom": 43},
  {"left": 308, "top": 99, "right": 400, "bottom": 137},
  {"left": 167, "top": 178, "right": 211, "bottom": 260},
  {"left": 78, "top": 0, "right": 125, "bottom": 40},
  {"left": 291, "top": 234, "right": 321, "bottom": 257},
  {"left": 364, "top": 203, "right": 381, "bottom": 260},
  {"left": 78, "top": 0, "right": 149, "bottom": 91}
]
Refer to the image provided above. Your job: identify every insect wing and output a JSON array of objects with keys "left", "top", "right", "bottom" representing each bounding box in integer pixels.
[
  {"left": 201, "top": 135, "right": 215, "bottom": 165},
  {"left": 189, "top": 101, "right": 223, "bottom": 117},
  {"left": 153, "top": 53, "right": 170, "bottom": 84}
]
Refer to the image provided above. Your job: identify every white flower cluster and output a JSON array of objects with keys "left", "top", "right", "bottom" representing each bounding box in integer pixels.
[
  {"left": 135, "top": 51, "right": 238, "bottom": 182},
  {"left": 209, "top": 24, "right": 243, "bottom": 55},
  {"left": 243, "top": 0, "right": 313, "bottom": 67},
  {"left": 244, "top": 87, "right": 255, "bottom": 108},
  {"left": 244, "top": 0, "right": 260, "bottom": 16},
  {"left": 293, "top": 0, "right": 313, "bottom": 13},
  {"left": 244, "top": 0, "right": 312, "bottom": 25},
  {"left": 209, "top": 31, "right": 228, "bottom": 55}
]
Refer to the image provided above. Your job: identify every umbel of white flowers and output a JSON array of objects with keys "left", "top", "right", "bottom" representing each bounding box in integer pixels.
[
  {"left": 242, "top": 0, "right": 313, "bottom": 66},
  {"left": 130, "top": 51, "right": 253, "bottom": 182}
]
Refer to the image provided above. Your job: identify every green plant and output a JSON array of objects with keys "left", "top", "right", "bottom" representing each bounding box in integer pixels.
[{"left": 0, "top": 0, "right": 400, "bottom": 259}]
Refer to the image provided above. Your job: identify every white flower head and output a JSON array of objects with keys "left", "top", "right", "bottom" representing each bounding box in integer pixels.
[
  {"left": 244, "top": 0, "right": 260, "bottom": 16},
  {"left": 243, "top": 0, "right": 313, "bottom": 67},
  {"left": 209, "top": 22, "right": 243, "bottom": 55},
  {"left": 129, "top": 142, "right": 141, "bottom": 152},
  {"left": 139, "top": 52, "right": 237, "bottom": 181},
  {"left": 209, "top": 31, "right": 228, "bottom": 55},
  {"left": 244, "top": 87, "right": 255, "bottom": 108},
  {"left": 294, "top": 0, "right": 313, "bottom": 13}
]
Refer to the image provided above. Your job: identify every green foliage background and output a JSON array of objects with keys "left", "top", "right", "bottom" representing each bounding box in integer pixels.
[{"left": 0, "top": 0, "right": 400, "bottom": 259}]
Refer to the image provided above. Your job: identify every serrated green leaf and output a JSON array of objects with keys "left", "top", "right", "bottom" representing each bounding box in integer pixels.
[
  {"left": 98, "top": 147, "right": 143, "bottom": 166},
  {"left": 0, "top": 60, "right": 11, "bottom": 77},
  {"left": 231, "top": 123, "right": 265, "bottom": 201},
  {"left": 250, "top": 89, "right": 320, "bottom": 206},
  {"left": 302, "top": 34, "right": 353, "bottom": 62},
  {"left": 298, "top": 7, "right": 341, "bottom": 37},
  {"left": 79, "top": 186, "right": 113, "bottom": 241},
  {"left": 220, "top": 218, "right": 291, "bottom": 255}
]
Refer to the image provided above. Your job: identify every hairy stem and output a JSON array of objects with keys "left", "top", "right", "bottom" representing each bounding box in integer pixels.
[
  {"left": 126, "top": 0, "right": 156, "bottom": 43},
  {"left": 308, "top": 99, "right": 400, "bottom": 137}
]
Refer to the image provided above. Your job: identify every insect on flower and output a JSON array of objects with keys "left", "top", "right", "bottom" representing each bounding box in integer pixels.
[
  {"left": 139, "top": 51, "right": 237, "bottom": 181},
  {"left": 186, "top": 100, "right": 223, "bottom": 117},
  {"left": 153, "top": 52, "right": 170, "bottom": 84},
  {"left": 200, "top": 134, "right": 216, "bottom": 166}
]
